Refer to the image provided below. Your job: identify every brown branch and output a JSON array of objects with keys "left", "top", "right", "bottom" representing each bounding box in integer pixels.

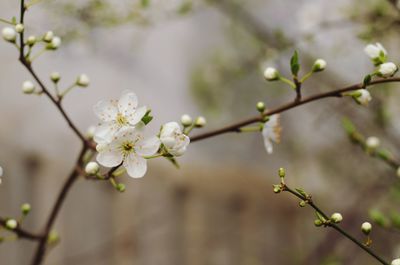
[
  {"left": 190, "top": 78, "right": 400, "bottom": 142},
  {"left": 30, "top": 145, "right": 87, "bottom": 265},
  {"left": 0, "top": 217, "right": 43, "bottom": 241}
]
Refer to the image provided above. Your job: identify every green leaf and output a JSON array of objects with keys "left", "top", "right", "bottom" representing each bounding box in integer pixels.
[
  {"left": 295, "top": 188, "right": 308, "bottom": 198},
  {"left": 363, "top": 74, "right": 371, "bottom": 87},
  {"left": 369, "top": 209, "right": 389, "bottom": 227},
  {"left": 341, "top": 117, "right": 356, "bottom": 134},
  {"left": 141, "top": 109, "right": 153, "bottom": 125},
  {"left": 11, "top": 16, "right": 16, "bottom": 25},
  {"left": 290, "top": 50, "right": 300, "bottom": 76},
  {"left": 315, "top": 211, "right": 326, "bottom": 222},
  {"left": 166, "top": 156, "right": 180, "bottom": 169}
]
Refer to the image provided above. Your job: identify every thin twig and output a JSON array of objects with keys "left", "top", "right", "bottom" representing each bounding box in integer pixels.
[
  {"left": 0, "top": 217, "right": 43, "bottom": 241},
  {"left": 282, "top": 185, "right": 390, "bottom": 265}
]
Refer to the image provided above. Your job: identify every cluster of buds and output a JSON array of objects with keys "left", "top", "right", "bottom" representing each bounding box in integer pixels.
[{"left": 364, "top": 43, "right": 398, "bottom": 78}]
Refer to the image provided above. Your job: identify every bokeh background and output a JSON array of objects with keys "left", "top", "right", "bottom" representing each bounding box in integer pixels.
[{"left": 1, "top": 0, "right": 400, "bottom": 264}]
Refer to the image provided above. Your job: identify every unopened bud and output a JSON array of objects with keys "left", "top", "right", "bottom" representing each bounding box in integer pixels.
[
  {"left": 43, "top": 31, "right": 54, "bottom": 42},
  {"left": 27, "top": 35, "right": 36, "bottom": 46},
  {"left": 361, "top": 222, "right": 372, "bottom": 235},
  {"left": 256, "top": 101, "right": 265, "bottom": 113},
  {"left": 15, "top": 24, "right": 24, "bottom": 34},
  {"left": 2, "top": 27, "right": 16, "bottom": 42},
  {"left": 314, "top": 219, "right": 323, "bottom": 227},
  {"left": 312, "top": 59, "right": 327, "bottom": 72},
  {"left": 194, "top": 116, "right": 206, "bottom": 127},
  {"left": 263, "top": 67, "right": 279, "bottom": 81},
  {"left": 5, "top": 219, "right": 17, "bottom": 230},
  {"left": 76, "top": 74, "right": 90, "bottom": 87},
  {"left": 278, "top": 167, "right": 285, "bottom": 178},
  {"left": 50, "top": 72, "right": 61, "bottom": 83},
  {"left": 22, "top": 81, "right": 35, "bottom": 94},
  {"left": 331, "top": 213, "right": 343, "bottom": 223},
  {"left": 180, "top": 114, "right": 192, "bottom": 127},
  {"left": 85, "top": 162, "right": 100, "bottom": 175},
  {"left": 116, "top": 183, "right": 126, "bottom": 192},
  {"left": 21, "top": 203, "right": 31, "bottom": 216}
]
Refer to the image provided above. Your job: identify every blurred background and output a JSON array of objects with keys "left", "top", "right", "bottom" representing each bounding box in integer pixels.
[{"left": 1, "top": 0, "right": 400, "bottom": 264}]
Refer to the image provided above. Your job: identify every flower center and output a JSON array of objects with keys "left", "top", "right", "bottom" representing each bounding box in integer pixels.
[
  {"left": 116, "top": 113, "right": 128, "bottom": 125},
  {"left": 122, "top": 141, "right": 134, "bottom": 153}
]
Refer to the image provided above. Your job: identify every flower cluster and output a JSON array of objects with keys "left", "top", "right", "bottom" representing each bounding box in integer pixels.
[
  {"left": 364, "top": 43, "right": 398, "bottom": 77},
  {"left": 92, "top": 90, "right": 191, "bottom": 178}
]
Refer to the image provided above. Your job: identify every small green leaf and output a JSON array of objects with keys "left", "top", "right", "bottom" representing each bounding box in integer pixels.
[
  {"left": 141, "top": 109, "right": 153, "bottom": 125},
  {"left": 295, "top": 188, "right": 308, "bottom": 198},
  {"left": 363, "top": 74, "right": 371, "bottom": 87},
  {"left": 369, "top": 209, "right": 389, "bottom": 227},
  {"left": 341, "top": 117, "right": 356, "bottom": 134},
  {"left": 166, "top": 156, "right": 180, "bottom": 169},
  {"left": 290, "top": 50, "right": 300, "bottom": 76},
  {"left": 11, "top": 16, "right": 17, "bottom": 25}
]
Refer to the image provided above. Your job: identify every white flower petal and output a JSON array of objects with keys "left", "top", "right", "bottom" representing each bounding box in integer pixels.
[
  {"left": 124, "top": 154, "right": 147, "bottom": 178},
  {"left": 118, "top": 90, "right": 138, "bottom": 113},
  {"left": 93, "top": 122, "right": 119, "bottom": 143},
  {"left": 263, "top": 138, "right": 273, "bottom": 154},
  {"left": 136, "top": 136, "right": 161, "bottom": 156},
  {"left": 93, "top": 100, "right": 118, "bottom": 122},
  {"left": 127, "top": 106, "right": 147, "bottom": 126},
  {"left": 96, "top": 145, "right": 123, "bottom": 167}
]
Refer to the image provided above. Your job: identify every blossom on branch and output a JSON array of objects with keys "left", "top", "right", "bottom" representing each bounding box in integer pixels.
[
  {"left": 160, "top": 122, "right": 190, "bottom": 156},
  {"left": 93, "top": 90, "right": 147, "bottom": 143},
  {"left": 262, "top": 114, "right": 281, "bottom": 154},
  {"left": 96, "top": 126, "right": 160, "bottom": 178}
]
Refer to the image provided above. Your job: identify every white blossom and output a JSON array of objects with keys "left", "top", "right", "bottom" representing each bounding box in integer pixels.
[
  {"left": 160, "top": 122, "right": 190, "bottom": 156},
  {"left": 361, "top": 222, "right": 372, "bottom": 235},
  {"left": 85, "top": 162, "right": 100, "bottom": 175},
  {"left": 93, "top": 90, "right": 147, "bottom": 143},
  {"left": 43, "top": 31, "right": 54, "bottom": 42},
  {"left": 2, "top": 27, "right": 16, "bottom": 42},
  {"left": 47, "top": 36, "right": 61, "bottom": 50},
  {"left": 313, "top": 59, "right": 327, "bottom": 72},
  {"left": 354, "top": 89, "right": 372, "bottom": 106},
  {"left": 364, "top": 43, "right": 387, "bottom": 60},
  {"left": 194, "top": 116, "right": 206, "bottom": 127},
  {"left": 366, "top": 136, "right": 380, "bottom": 149},
  {"left": 22, "top": 81, "right": 35, "bottom": 94},
  {"left": 392, "top": 259, "right": 400, "bottom": 265},
  {"left": 96, "top": 126, "right": 160, "bottom": 178},
  {"left": 378, "top": 62, "right": 398, "bottom": 78},
  {"left": 331, "top": 213, "right": 343, "bottom": 223},
  {"left": 76, "top": 74, "right": 90, "bottom": 87},
  {"left": 262, "top": 114, "right": 281, "bottom": 154},
  {"left": 263, "top": 67, "right": 279, "bottom": 81},
  {"left": 15, "top": 24, "right": 24, "bottom": 33},
  {"left": 180, "top": 114, "right": 192, "bottom": 126}
]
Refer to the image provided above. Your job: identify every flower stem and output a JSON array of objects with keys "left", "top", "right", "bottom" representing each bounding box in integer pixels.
[
  {"left": 279, "top": 76, "right": 296, "bottom": 89},
  {"left": 300, "top": 71, "right": 313, "bottom": 83}
]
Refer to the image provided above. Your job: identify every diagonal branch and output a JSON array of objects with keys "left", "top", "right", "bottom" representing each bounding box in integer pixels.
[
  {"left": 0, "top": 217, "right": 43, "bottom": 241},
  {"left": 190, "top": 77, "right": 400, "bottom": 142}
]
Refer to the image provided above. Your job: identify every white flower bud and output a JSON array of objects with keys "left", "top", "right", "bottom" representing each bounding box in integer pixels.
[
  {"left": 312, "top": 59, "right": 327, "bottom": 72},
  {"left": 21, "top": 203, "right": 31, "bottom": 215},
  {"left": 47, "top": 36, "right": 61, "bottom": 50},
  {"left": 361, "top": 222, "right": 372, "bottom": 235},
  {"left": 76, "top": 74, "right": 90, "bottom": 87},
  {"left": 43, "top": 31, "right": 54, "bottom": 42},
  {"left": 353, "top": 89, "right": 372, "bottom": 106},
  {"left": 364, "top": 43, "right": 387, "bottom": 60},
  {"left": 27, "top": 35, "right": 36, "bottom": 46},
  {"left": 86, "top": 126, "right": 96, "bottom": 139},
  {"left": 180, "top": 114, "right": 192, "bottom": 126},
  {"left": 85, "top": 162, "right": 100, "bottom": 175},
  {"left": 263, "top": 67, "right": 279, "bottom": 81},
  {"left": 50, "top": 72, "right": 61, "bottom": 83},
  {"left": 5, "top": 219, "right": 17, "bottom": 230},
  {"left": 22, "top": 81, "right": 35, "bottom": 94},
  {"left": 392, "top": 259, "right": 400, "bottom": 265},
  {"left": 366, "top": 136, "right": 380, "bottom": 149},
  {"left": 378, "top": 62, "right": 398, "bottom": 78},
  {"left": 2, "top": 27, "right": 17, "bottom": 42},
  {"left": 15, "top": 24, "right": 24, "bottom": 33},
  {"left": 331, "top": 213, "right": 343, "bottom": 223},
  {"left": 195, "top": 116, "right": 206, "bottom": 127},
  {"left": 256, "top": 101, "right": 266, "bottom": 112}
]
